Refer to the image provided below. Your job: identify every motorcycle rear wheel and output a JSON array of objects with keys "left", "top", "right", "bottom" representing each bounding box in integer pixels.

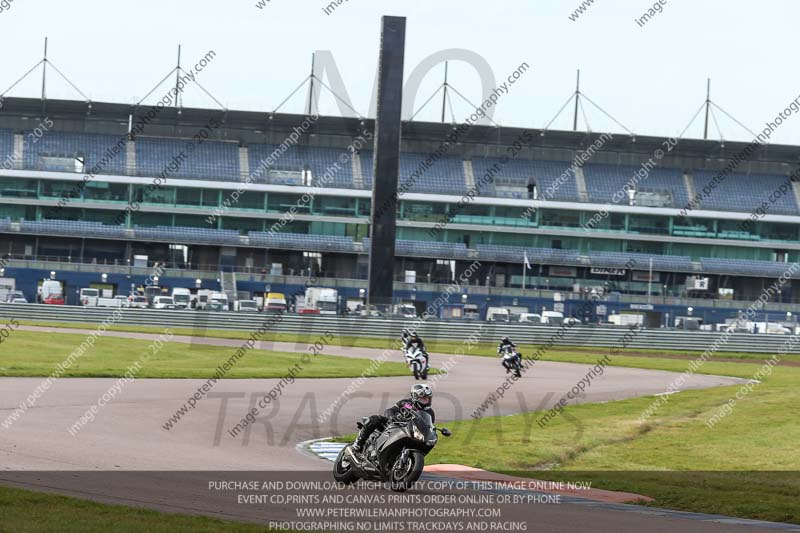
[{"left": 388, "top": 450, "right": 425, "bottom": 492}]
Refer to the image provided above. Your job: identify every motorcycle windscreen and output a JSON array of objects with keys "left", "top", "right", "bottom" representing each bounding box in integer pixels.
[{"left": 413, "top": 411, "right": 437, "bottom": 441}]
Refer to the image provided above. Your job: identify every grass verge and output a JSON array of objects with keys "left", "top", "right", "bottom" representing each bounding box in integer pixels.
[
  {"left": 426, "top": 359, "right": 800, "bottom": 524},
  {"left": 16, "top": 319, "right": 797, "bottom": 363},
  {"left": 0, "top": 330, "right": 428, "bottom": 379}
]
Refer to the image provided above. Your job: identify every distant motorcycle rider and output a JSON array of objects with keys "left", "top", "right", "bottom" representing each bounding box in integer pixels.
[
  {"left": 352, "top": 384, "right": 435, "bottom": 454},
  {"left": 498, "top": 336, "right": 516, "bottom": 352},
  {"left": 498, "top": 336, "right": 520, "bottom": 372},
  {"left": 404, "top": 331, "right": 429, "bottom": 367}
]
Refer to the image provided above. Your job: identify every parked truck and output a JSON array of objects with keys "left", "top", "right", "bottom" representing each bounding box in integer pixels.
[
  {"left": 212, "top": 292, "right": 230, "bottom": 311},
  {"left": 264, "top": 292, "right": 287, "bottom": 314},
  {"left": 80, "top": 288, "right": 101, "bottom": 307},
  {"left": 304, "top": 287, "right": 338, "bottom": 315},
  {"left": 196, "top": 289, "right": 228, "bottom": 311},
  {"left": 608, "top": 313, "right": 644, "bottom": 327},
  {"left": 171, "top": 288, "right": 192, "bottom": 309},
  {"left": 393, "top": 303, "right": 417, "bottom": 318}
]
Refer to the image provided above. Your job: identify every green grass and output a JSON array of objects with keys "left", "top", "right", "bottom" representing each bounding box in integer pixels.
[
  {"left": 17, "top": 319, "right": 798, "bottom": 363},
  {"left": 425, "top": 358, "right": 800, "bottom": 524},
  {"left": 331, "top": 353, "right": 800, "bottom": 523},
  {"left": 0, "top": 484, "right": 287, "bottom": 532},
  {"left": 0, "top": 330, "right": 427, "bottom": 379}
]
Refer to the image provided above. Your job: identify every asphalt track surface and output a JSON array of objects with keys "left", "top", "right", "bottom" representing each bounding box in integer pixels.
[{"left": 0, "top": 326, "right": 790, "bottom": 532}]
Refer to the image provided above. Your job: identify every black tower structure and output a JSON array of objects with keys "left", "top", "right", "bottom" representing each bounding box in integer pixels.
[{"left": 367, "top": 16, "right": 407, "bottom": 308}]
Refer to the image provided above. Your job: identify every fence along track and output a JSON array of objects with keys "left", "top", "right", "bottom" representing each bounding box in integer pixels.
[{"left": 0, "top": 304, "right": 796, "bottom": 354}]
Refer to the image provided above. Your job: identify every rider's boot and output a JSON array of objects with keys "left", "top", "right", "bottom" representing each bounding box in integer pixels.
[{"left": 352, "top": 425, "right": 371, "bottom": 455}]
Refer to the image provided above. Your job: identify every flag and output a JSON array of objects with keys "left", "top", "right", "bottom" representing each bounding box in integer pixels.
[{"left": 524, "top": 252, "right": 531, "bottom": 270}]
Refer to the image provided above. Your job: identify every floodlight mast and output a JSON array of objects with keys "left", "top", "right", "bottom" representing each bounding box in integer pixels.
[
  {"left": 573, "top": 69, "right": 580, "bottom": 131},
  {"left": 703, "top": 78, "right": 711, "bottom": 140},
  {"left": 41, "top": 37, "right": 48, "bottom": 103},
  {"left": 367, "top": 16, "right": 407, "bottom": 309}
]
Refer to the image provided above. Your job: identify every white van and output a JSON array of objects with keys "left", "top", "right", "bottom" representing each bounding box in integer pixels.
[
  {"left": 40, "top": 280, "right": 65, "bottom": 305},
  {"left": 486, "top": 307, "right": 510, "bottom": 322},
  {"left": 234, "top": 300, "right": 259, "bottom": 312},
  {"left": 541, "top": 311, "right": 564, "bottom": 324},
  {"left": 519, "top": 313, "right": 542, "bottom": 324},
  {"left": 152, "top": 296, "right": 176, "bottom": 309}
]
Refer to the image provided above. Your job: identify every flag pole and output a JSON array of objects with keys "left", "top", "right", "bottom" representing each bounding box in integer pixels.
[{"left": 522, "top": 253, "right": 527, "bottom": 290}]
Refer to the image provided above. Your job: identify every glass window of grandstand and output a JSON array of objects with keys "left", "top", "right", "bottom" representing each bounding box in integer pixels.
[
  {"left": 581, "top": 210, "right": 624, "bottom": 232},
  {"left": 540, "top": 209, "right": 580, "bottom": 228},
  {"left": 201, "top": 189, "right": 220, "bottom": 207},
  {"left": 133, "top": 184, "right": 175, "bottom": 206},
  {"left": 759, "top": 221, "right": 797, "bottom": 242},
  {"left": 454, "top": 203, "right": 491, "bottom": 224},
  {"left": 235, "top": 191, "right": 265, "bottom": 211},
  {"left": 0, "top": 177, "right": 37, "bottom": 198},
  {"left": 42, "top": 207, "right": 80, "bottom": 221},
  {"left": 267, "top": 193, "right": 310, "bottom": 214},
  {"left": 84, "top": 182, "right": 128, "bottom": 203},
  {"left": 345, "top": 222, "right": 368, "bottom": 241},
  {"left": 628, "top": 214, "right": 668, "bottom": 235},
  {"left": 222, "top": 217, "right": 263, "bottom": 233},
  {"left": 315, "top": 196, "right": 357, "bottom": 216},
  {"left": 270, "top": 220, "right": 309, "bottom": 234},
  {"left": 357, "top": 200, "right": 371, "bottom": 217},
  {"left": 497, "top": 206, "right": 536, "bottom": 226},
  {"left": 175, "top": 188, "right": 203, "bottom": 207},
  {"left": 79, "top": 209, "right": 124, "bottom": 225},
  {"left": 716, "top": 219, "right": 750, "bottom": 240},
  {"left": 402, "top": 201, "right": 446, "bottom": 222},
  {"left": 40, "top": 180, "right": 79, "bottom": 200},
  {"left": 672, "top": 217, "right": 714, "bottom": 237},
  {"left": 0, "top": 204, "right": 35, "bottom": 221}
]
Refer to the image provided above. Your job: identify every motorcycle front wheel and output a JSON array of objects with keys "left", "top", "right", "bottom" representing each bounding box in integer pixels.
[
  {"left": 388, "top": 450, "right": 425, "bottom": 492},
  {"left": 333, "top": 447, "right": 359, "bottom": 485}
]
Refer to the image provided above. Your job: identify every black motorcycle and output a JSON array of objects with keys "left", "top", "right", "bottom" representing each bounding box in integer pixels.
[
  {"left": 333, "top": 408, "right": 451, "bottom": 492},
  {"left": 500, "top": 345, "right": 522, "bottom": 378}
]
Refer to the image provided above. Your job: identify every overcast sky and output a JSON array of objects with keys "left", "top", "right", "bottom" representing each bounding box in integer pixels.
[{"left": 1, "top": 0, "right": 799, "bottom": 145}]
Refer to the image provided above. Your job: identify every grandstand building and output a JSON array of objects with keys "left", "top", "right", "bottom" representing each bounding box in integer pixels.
[{"left": 1, "top": 96, "right": 799, "bottom": 326}]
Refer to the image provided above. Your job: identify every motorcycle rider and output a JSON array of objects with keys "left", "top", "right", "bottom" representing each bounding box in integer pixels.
[
  {"left": 498, "top": 336, "right": 520, "bottom": 372},
  {"left": 352, "top": 384, "right": 435, "bottom": 455},
  {"left": 404, "top": 331, "right": 429, "bottom": 368}
]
